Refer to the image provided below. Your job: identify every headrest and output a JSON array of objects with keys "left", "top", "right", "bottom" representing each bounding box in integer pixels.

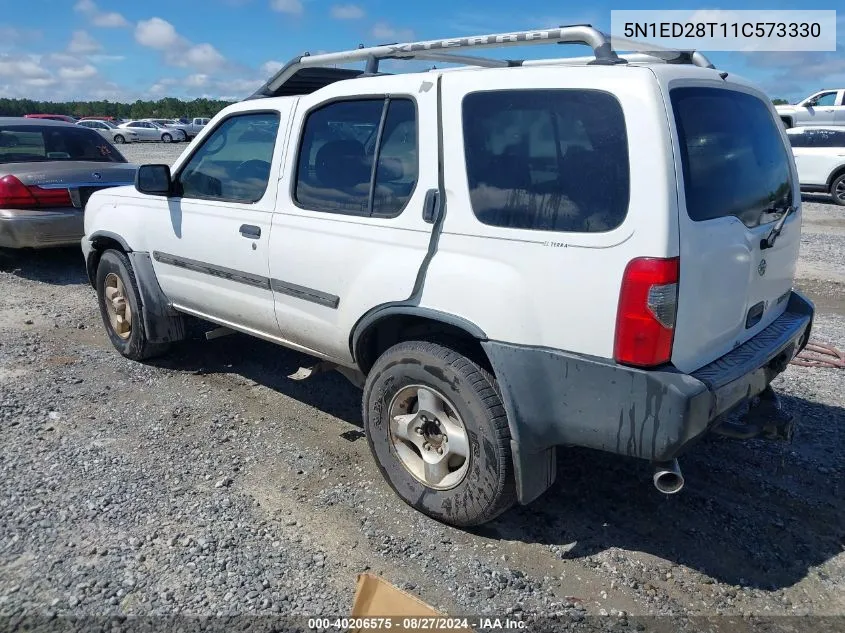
[
  {"left": 315, "top": 140, "right": 369, "bottom": 188},
  {"left": 376, "top": 157, "right": 404, "bottom": 182}
]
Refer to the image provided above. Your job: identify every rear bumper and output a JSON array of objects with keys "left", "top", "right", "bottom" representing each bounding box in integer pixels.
[
  {"left": 482, "top": 291, "right": 814, "bottom": 502},
  {"left": 0, "top": 208, "right": 83, "bottom": 249}
]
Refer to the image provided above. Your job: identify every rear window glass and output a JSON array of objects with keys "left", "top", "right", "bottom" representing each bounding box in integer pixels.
[
  {"left": 0, "top": 125, "right": 126, "bottom": 164},
  {"left": 671, "top": 87, "right": 792, "bottom": 227},
  {"left": 462, "top": 89, "right": 629, "bottom": 232}
]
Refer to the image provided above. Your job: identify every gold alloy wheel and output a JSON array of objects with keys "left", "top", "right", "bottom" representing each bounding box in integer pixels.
[
  {"left": 103, "top": 273, "right": 132, "bottom": 340},
  {"left": 387, "top": 384, "right": 471, "bottom": 490}
]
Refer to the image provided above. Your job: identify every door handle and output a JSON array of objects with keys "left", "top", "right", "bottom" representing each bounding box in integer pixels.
[
  {"left": 239, "top": 224, "right": 261, "bottom": 239},
  {"left": 422, "top": 188, "right": 441, "bottom": 224}
]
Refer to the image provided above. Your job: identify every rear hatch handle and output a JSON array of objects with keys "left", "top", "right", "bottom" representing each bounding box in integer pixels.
[{"left": 760, "top": 205, "right": 796, "bottom": 250}]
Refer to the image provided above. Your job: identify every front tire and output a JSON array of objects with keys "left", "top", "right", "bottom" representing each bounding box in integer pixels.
[
  {"left": 113, "top": 134, "right": 125, "bottom": 144},
  {"left": 96, "top": 249, "right": 170, "bottom": 361},
  {"left": 363, "top": 340, "right": 516, "bottom": 527},
  {"left": 161, "top": 133, "right": 172, "bottom": 143},
  {"left": 830, "top": 173, "right": 845, "bottom": 206}
]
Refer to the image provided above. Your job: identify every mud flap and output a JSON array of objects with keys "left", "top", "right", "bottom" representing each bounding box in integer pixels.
[
  {"left": 511, "top": 441, "right": 557, "bottom": 505},
  {"left": 128, "top": 251, "right": 186, "bottom": 344}
]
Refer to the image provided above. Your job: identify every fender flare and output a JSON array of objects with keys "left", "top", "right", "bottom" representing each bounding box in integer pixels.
[
  {"left": 86, "top": 231, "right": 133, "bottom": 286},
  {"left": 350, "top": 303, "right": 487, "bottom": 366}
]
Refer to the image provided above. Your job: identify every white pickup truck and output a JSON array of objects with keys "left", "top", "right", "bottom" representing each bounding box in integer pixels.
[{"left": 776, "top": 89, "right": 845, "bottom": 128}]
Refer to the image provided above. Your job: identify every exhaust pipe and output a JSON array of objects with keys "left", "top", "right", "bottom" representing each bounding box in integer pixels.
[{"left": 653, "top": 459, "right": 684, "bottom": 495}]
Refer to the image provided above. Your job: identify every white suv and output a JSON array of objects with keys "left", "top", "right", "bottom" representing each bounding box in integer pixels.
[
  {"left": 786, "top": 126, "right": 845, "bottom": 205},
  {"left": 81, "top": 27, "right": 814, "bottom": 527}
]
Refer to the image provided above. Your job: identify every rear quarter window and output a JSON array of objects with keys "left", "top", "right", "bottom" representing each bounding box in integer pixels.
[
  {"left": 462, "top": 89, "right": 630, "bottom": 233},
  {"left": 0, "top": 125, "right": 126, "bottom": 163},
  {"left": 671, "top": 87, "right": 792, "bottom": 227}
]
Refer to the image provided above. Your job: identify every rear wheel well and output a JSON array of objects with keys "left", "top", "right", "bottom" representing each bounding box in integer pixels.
[
  {"left": 355, "top": 314, "right": 491, "bottom": 376},
  {"left": 827, "top": 165, "right": 845, "bottom": 188}
]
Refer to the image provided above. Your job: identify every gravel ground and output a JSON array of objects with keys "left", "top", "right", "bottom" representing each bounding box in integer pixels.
[
  {"left": 119, "top": 142, "right": 187, "bottom": 167},
  {"left": 0, "top": 144, "right": 843, "bottom": 632}
]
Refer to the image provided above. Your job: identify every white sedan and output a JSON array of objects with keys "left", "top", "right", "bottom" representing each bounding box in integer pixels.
[
  {"left": 77, "top": 119, "right": 139, "bottom": 144},
  {"left": 786, "top": 126, "right": 845, "bottom": 205},
  {"left": 117, "top": 120, "right": 187, "bottom": 143}
]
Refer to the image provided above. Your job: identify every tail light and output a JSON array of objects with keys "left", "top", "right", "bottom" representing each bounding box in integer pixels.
[
  {"left": 614, "top": 257, "right": 680, "bottom": 368},
  {"left": 0, "top": 175, "right": 72, "bottom": 209}
]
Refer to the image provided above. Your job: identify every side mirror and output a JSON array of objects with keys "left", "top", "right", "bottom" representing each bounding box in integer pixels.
[{"left": 136, "top": 164, "right": 173, "bottom": 196}]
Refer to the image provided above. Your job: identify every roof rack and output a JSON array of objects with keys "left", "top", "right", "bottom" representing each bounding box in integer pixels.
[{"left": 248, "top": 25, "right": 716, "bottom": 99}]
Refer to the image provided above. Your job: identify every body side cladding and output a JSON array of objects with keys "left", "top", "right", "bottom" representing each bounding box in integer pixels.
[
  {"left": 152, "top": 251, "right": 339, "bottom": 309},
  {"left": 128, "top": 252, "right": 186, "bottom": 344},
  {"left": 270, "top": 278, "right": 339, "bottom": 309},
  {"left": 153, "top": 251, "right": 268, "bottom": 289}
]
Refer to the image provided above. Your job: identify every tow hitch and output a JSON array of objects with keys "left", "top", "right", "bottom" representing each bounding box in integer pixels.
[{"left": 713, "top": 386, "right": 795, "bottom": 442}]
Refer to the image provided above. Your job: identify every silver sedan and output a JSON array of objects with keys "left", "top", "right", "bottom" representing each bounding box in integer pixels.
[
  {"left": 77, "top": 119, "right": 139, "bottom": 144},
  {"left": 117, "top": 120, "right": 187, "bottom": 143}
]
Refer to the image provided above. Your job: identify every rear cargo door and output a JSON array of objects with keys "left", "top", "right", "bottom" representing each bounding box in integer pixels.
[{"left": 668, "top": 85, "right": 802, "bottom": 373}]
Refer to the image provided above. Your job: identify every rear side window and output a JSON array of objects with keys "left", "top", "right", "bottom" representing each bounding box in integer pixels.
[
  {"left": 671, "top": 87, "right": 792, "bottom": 227},
  {"left": 787, "top": 132, "right": 811, "bottom": 148},
  {"left": 294, "top": 97, "right": 418, "bottom": 218},
  {"left": 790, "top": 129, "right": 845, "bottom": 148},
  {"left": 462, "top": 89, "right": 629, "bottom": 232},
  {"left": 0, "top": 125, "right": 126, "bottom": 164}
]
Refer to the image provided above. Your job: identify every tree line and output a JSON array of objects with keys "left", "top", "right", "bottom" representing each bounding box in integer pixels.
[{"left": 0, "top": 97, "right": 235, "bottom": 120}]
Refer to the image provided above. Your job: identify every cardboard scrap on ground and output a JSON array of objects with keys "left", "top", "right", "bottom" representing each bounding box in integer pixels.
[{"left": 351, "top": 573, "right": 476, "bottom": 633}]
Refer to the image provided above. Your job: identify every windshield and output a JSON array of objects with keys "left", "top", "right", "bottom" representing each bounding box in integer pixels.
[
  {"left": 671, "top": 87, "right": 792, "bottom": 228},
  {"left": 0, "top": 125, "right": 127, "bottom": 164}
]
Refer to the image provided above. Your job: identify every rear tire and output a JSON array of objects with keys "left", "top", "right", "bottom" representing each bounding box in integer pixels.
[
  {"left": 830, "top": 173, "right": 845, "bottom": 206},
  {"left": 113, "top": 134, "right": 125, "bottom": 144},
  {"left": 161, "top": 133, "right": 172, "bottom": 143},
  {"left": 363, "top": 340, "right": 516, "bottom": 527},
  {"left": 96, "top": 249, "right": 170, "bottom": 361}
]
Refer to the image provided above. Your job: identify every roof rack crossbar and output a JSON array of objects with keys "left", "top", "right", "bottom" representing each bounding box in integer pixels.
[
  {"left": 520, "top": 50, "right": 715, "bottom": 69},
  {"left": 408, "top": 51, "right": 512, "bottom": 68}
]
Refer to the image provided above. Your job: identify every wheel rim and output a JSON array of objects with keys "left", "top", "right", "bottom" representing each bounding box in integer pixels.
[
  {"left": 114, "top": 135, "right": 124, "bottom": 144},
  {"left": 103, "top": 273, "right": 132, "bottom": 340},
  {"left": 162, "top": 134, "right": 171, "bottom": 143},
  {"left": 835, "top": 179, "right": 845, "bottom": 202},
  {"left": 388, "top": 385, "right": 470, "bottom": 490}
]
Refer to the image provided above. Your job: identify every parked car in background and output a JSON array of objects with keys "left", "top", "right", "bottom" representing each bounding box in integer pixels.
[
  {"left": 143, "top": 119, "right": 191, "bottom": 141},
  {"left": 159, "top": 118, "right": 206, "bottom": 139},
  {"left": 117, "top": 120, "right": 186, "bottom": 143},
  {"left": 786, "top": 126, "right": 845, "bottom": 205},
  {"left": 80, "top": 116, "right": 117, "bottom": 123},
  {"left": 77, "top": 119, "right": 139, "bottom": 144},
  {"left": 776, "top": 89, "right": 845, "bottom": 128},
  {"left": 0, "top": 118, "right": 136, "bottom": 249},
  {"left": 24, "top": 114, "right": 77, "bottom": 123}
]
